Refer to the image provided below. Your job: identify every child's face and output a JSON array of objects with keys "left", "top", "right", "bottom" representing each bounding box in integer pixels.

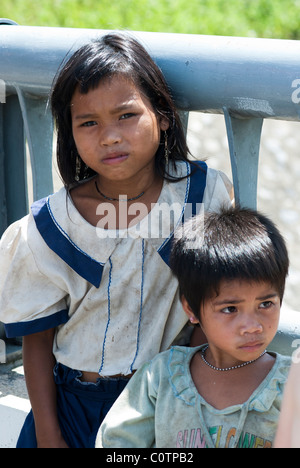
[
  {"left": 184, "top": 279, "right": 281, "bottom": 366},
  {"left": 71, "top": 75, "right": 169, "bottom": 184}
]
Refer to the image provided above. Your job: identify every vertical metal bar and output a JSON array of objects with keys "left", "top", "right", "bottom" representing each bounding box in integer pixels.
[
  {"left": 223, "top": 107, "right": 263, "bottom": 210},
  {"left": 0, "top": 104, "right": 7, "bottom": 236},
  {"left": 3, "top": 95, "right": 28, "bottom": 226},
  {"left": 16, "top": 89, "right": 54, "bottom": 201},
  {"left": 178, "top": 110, "right": 189, "bottom": 136}
]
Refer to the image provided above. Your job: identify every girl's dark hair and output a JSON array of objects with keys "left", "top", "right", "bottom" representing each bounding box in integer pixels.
[
  {"left": 51, "top": 32, "right": 190, "bottom": 187},
  {"left": 170, "top": 206, "right": 289, "bottom": 320}
]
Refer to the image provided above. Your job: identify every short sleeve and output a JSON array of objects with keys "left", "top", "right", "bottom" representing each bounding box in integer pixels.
[
  {"left": 0, "top": 215, "right": 68, "bottom": 338},
  {"left": 203, "top": 168, "right": 234, "bottom": 212}
]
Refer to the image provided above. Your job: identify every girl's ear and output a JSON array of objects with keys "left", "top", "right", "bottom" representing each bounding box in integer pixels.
[
  {"left": 181, "top": 296, "right": 200, "bottom": 325},
  {"left": 159, "top": 117, "right": 170, "bottom": 131}
]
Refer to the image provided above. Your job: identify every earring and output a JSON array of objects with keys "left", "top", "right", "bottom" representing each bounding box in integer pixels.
[
  {"left": 75, "top": 155, "right": 81, "bottom": 182},
  {"left": 189, "top": 316, "right": 198, "bottom": 325},
  {"left": 164, "top": 131, "right": 169, "bottom": 166}
]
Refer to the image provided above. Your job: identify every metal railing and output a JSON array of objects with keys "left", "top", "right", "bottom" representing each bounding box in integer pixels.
[{"left": 1, "top": 21, "right": 300, "bottom": 353}]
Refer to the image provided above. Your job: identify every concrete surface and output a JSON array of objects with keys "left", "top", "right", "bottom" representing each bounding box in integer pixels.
[{"left": 0, "top": 360, "right": 29, "bottom": 448}]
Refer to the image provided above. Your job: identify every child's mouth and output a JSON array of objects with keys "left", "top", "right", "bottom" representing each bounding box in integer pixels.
[{"left": 102, "top": 153, "right": 129, "bottom": 165}]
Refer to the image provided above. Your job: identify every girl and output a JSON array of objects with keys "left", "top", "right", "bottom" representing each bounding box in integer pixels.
[
  {"left": 0, "top": 33, "right": 232, "bottom": 448},
  {"left": 97, "top": 207, "right": 291, "bottom": 449}
]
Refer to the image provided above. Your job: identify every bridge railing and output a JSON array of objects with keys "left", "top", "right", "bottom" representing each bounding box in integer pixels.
[{"left": 1, "top": 21, "right": 300, "bottom": 354}]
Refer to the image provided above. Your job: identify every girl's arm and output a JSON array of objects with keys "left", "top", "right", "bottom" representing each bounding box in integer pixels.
[{"left": 23, "top": 329, "right": 69, "bottom": 448}]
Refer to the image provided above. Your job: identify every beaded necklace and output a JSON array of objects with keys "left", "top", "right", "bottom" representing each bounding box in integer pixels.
[{"left": 200, "top": 345, "right": 266, "bottom": 372}]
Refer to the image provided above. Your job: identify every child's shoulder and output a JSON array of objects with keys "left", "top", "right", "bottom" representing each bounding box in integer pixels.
[
  {"left": 0, "top": 188, "right": 68, "bottom": 258},
  {"left": 147, "top": 344, "right": 200, "bottom": 377},
  {"left": 171, "top": 160, "right": 233, "bottom": 209},
  {"left": 247, "top": 352, "right": 292, "bottom": 414},
  {"left": 272, "top": 352, "right": 292, "bottom": 377}
]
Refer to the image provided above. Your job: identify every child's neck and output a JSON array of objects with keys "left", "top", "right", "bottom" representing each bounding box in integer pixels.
[
  {"left": 70, "top": 172, "right": 164, "bottom": 229},
  {"left": 96, "top": 170, "right": 162, "bottom": 204},
  {"left": 190, "top": 348, "right": 276, "bottom": 410}
]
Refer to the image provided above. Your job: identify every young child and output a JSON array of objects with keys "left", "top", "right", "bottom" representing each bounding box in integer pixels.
[
  {"left": 0, "top": 33, "right": 232, "bottom": 448},
  {"left": 97, "top": 207, "right": 291, "bottom": 449}
]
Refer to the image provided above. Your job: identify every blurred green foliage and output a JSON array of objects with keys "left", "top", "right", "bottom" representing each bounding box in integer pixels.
[{"left": 1, "top": 0, "right": 300, "bottom": 39}]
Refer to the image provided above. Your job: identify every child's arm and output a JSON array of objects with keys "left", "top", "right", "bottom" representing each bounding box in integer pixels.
[
  {"left": 274, "top": 361, "right": 300, "bottom": 448},
  {"left": 23, "top": 329, "right": 68, "bottom": 448},
  {"left": 96, "top": 362, "right": 156, "bottom": 448}
]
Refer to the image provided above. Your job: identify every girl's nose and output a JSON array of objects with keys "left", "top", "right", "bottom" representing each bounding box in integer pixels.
[{"left": 100, "top": 125, "right": 122, "bottom": 146}]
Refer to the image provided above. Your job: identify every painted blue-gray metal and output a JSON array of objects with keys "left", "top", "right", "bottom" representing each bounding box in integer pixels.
[
  {"left": 0, "top": 24, "right": 300, "bottom": 353},
  {"left": 2, "top": 95, "right": 28, "bottom": 226},
  {"left": 224, "top": 111, "right": 264, "bottom": 209},
  {"left": 1, "top": 26, "right": 300, "bottom": 218},
  {"left": 1, "top": 26, "right": 300, "bottom": 117}
]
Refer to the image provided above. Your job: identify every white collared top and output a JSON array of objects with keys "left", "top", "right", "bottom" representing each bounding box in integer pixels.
[{"left": 0, "top": 161, "right": 232, "bottom": 375}]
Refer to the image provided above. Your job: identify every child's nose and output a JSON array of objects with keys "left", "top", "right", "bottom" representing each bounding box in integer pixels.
[
  {"left": 100, "top": 125, "right": 122, "bottom": 146},
  {"left": 240, "top": 316, "right": 263, "bottom": 335}
]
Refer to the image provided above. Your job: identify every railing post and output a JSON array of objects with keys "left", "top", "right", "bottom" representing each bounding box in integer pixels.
[
  {"left": 3, "top": 95, "right": 28, "bottom": 228},
  {"left": 16, "top": 89, "right": 54, "bottom": 201},
  {"left": 0, "top": 104, "right": 7, "bottom": 235},
  {"left": 223, "top": 108, "right": 263, "bottom": 210}
]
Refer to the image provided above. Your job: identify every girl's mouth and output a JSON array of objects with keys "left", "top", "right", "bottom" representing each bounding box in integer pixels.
[{"left": 102, "top": 153, "right": 129, "bottom": 165}]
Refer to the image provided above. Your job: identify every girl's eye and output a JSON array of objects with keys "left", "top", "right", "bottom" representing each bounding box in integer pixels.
[
  {"left": 81, "top": 121, "right": 97, "bottom": 127},
  {"left": 120, "top": 113, "right": 135, "bottom": 120},
  {"left": 221, "top": 306, "right": 237, "bottom": 314}
]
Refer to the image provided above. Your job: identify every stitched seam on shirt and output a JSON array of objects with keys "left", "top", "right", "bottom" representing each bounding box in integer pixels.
[
  {"left": 130, "top": 238, "right": 145, "bottom": 372},
  {"left": 98, "top": 257, "right": 112, "bottom": 375}
]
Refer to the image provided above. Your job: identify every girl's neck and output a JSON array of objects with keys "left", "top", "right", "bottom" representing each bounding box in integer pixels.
[
  {"left": 95, "top": 170, "right": 162, "bottom": 203},
  {"left": 70, "top": 171, "right": 164, "bottom": 230}
]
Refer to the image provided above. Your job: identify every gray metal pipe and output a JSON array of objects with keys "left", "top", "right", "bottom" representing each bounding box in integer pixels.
[{"left": 1, "top": 25, "right": 300, "bottom": 120}]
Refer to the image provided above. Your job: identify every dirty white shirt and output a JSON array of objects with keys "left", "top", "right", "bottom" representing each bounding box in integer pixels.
[{"left": 0, "top": 161, "right": 232, "bottom": 375}]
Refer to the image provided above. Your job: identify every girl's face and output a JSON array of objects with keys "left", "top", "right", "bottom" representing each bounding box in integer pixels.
[
  {"left": 183, "top": 279, "right": 281, "bottom": 368},
  {"left": 71, "top": 75, "right": 169, "bottom": 185}
]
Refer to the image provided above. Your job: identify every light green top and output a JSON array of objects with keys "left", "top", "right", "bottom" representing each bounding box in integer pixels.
[{"left": 97, "top": 345, "right": 291, "bottom": 448}]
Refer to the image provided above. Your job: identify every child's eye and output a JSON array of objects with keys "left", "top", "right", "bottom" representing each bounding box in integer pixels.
[
  {"left": 221, "top": 306, "right": 237, "bottom": 314},
  {"left": 81, "top": 121, "right": 97, "bottom": 127},
  {"left": 120, "top": 113, "right": 135, "bottom": 120},
  {"left": 259, "top": 301, "right": 273, "bottom": 309}
]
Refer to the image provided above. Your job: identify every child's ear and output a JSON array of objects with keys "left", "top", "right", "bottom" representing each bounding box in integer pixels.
[
  {"left": 159, "top": 117, "right": 170, "bottom": 131},
  {"left": 181, "top": 296, "right": 200, "bottom": 325}
]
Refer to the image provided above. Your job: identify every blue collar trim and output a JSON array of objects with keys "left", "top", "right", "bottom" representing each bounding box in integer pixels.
[
  {"left": 31, "top": 197, "right": 104, "bottom": 288},
  {"left": 158, "top": 161, "right": 207, "bottom": 266}
]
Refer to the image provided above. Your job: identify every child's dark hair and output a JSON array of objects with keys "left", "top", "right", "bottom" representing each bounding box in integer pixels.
[
  {"left": 51, "top": 32, "right": 190, "bottom": 187},
  {"left": 170, "top": 206, "right": 289, "bottom": 320}
]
